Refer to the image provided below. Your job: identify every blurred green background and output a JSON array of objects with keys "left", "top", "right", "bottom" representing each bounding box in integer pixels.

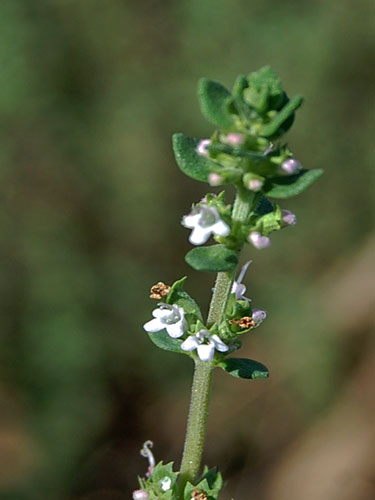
[{"left": 0, "top": 1, "right": 374, "bottom": 499}]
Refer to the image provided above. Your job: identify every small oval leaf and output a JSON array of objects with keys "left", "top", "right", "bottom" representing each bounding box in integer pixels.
[
  {"left": 147, "top": 330, "right": 183, "bottom": 353},
  {"left": 266, "top": 168, "right": 324, "bottom": 198},
  {"left": 219, "top": 357, "right": 269, "bottom": 379},
  {"left": 198, "top": 78, "right": 234, "bottom": 129},
  {"left": 166, "top": 276, "right": 203, "bottom": 320},
  {"left": 172, "top": 133, "right": 215, "bottom": 182},
  {"left": 185, "top": 245, "right": 238, "bottom": 272}
]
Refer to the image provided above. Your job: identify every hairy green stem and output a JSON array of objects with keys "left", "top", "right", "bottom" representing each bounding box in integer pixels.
[{"left": 178, "top": 188, "right": 256, "bottom": 496}]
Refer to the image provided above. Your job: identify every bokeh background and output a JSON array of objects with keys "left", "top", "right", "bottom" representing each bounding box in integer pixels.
[{"left": 0, "top": 1, "right": 374, "bottom": 499}]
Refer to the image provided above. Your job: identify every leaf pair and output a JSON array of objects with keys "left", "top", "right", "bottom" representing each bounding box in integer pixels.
[{"left": 172, "top": 132, "right": 323, "bottom": 199}]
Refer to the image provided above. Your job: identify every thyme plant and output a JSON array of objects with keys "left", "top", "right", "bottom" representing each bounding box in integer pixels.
[{"left": 133, "top": 66, "right": 323, "bottom": 500}]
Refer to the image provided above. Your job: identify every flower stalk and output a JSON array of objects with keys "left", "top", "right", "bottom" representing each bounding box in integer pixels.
[
  {"left": 137, "top": 67, "right": 323, "bottom": 500},
  {"left": 177, "top": 188, "right": 257, "bottom": 495}
]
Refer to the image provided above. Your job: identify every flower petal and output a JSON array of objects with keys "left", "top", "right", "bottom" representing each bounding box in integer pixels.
[
  {"left": 143, "top": 318, "right": 163, "bottom": 333},
  {"left": 232, "top": 282, "right": 247, "bottom": 300},
  {"left": 166, "top": 319, "right": 186, "bottom": 338},
  {"left": 197, "top": 343, "right": 215, "bottom": 361},
  {"left": 210, "top": 334, "right": 229, "bottom": 352},
  {"left": 175, "top": 305, "right": 185, "bottom": 320},
  {"left": 181, "top": 335, "right": 200, "bottom": 351},
  {"left": 212, "top": 220, "right": 230, "bottom": 237},
  {"left": 237, "top": 260, "right": 252, "bottom": 283},
  {"left": 182, "top": 213, "right": 200, "bottom": 229},
  {"left": 152, "top": 307, "right": 170, "bottom": 318},
  {"left": 189, "top": 226, "right": 211, "bottom": 245}
]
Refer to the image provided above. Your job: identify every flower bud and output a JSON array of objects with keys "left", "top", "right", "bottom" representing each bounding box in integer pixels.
[
  {"left": 281, "top": 158, "right": 301, "bottom": 175},
  {"left": 208, "top": 172, "right": 224, "bottom": 186},
  {"left": 252, "top": 309, "right": 267, "bottom": 324},
  {"left": 282, "top": 209, "right": 297, "bottom": 226},
  {"left": 248, "top": 231, "right": 271, "bottom": 249},
  {"left": 133, "top": 490, "right": 149, "bottom": 500},
  {"left": 247, "top": 179, "right": 264, "bottom": 192},
  {"left": 243, "top": 173, "right": 264, "bottom": 192},
  {"left": 196, "top": 139, "right": 211, "bottom": 157},
  {"left": 224, "top": 133, "right": 244, "bottom": 146}
]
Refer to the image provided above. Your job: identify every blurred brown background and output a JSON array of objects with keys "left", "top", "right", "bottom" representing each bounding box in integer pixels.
[{"left": 0, "top": 1, "right": 374, "bottom": 499}]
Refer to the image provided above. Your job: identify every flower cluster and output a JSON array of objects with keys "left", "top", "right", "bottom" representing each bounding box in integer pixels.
[
  {"left": 143, "top": 262, "right": 267, "bottom": 363},
  {"left": 137, "top": 66, "right": 322, "bottom": 499}
]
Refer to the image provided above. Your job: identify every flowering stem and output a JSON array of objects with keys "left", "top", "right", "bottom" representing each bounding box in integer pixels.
[{"left": 177, "top": 187, "right": 256, "bottom": 497}]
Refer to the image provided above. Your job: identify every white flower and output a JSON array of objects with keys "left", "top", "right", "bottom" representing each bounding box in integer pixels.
[
  {"left": 181, "top": 329, "right": 229, "bottom": 362},
  {"left": 196, "top": 139, "right": 211, "bottom": 157},
  {"left": 231, "top": 260, "right": 252, "bottom": 301},
  {"left": 281, "top": 158, "right": 301, "bottom": 175},
  {"left": 282, "top": 209, "right": 297, "bottom": 226},
  {"left": 252, "top": 309, "right": 267, "bottom": 324},
  {"left": 143, "top": 304, "right": 187, "bottom": 338},
  {"left": 182, "top": 204, "right": 230, "bottom": 245},
  {"left": 248, "top": 231, "right": 271, "bottom": 249},
  {"left": 160, "top": 477, "right": 172, "bottom": 491}
]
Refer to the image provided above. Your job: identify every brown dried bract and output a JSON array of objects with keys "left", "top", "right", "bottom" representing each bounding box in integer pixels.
[
  {"left": 150, "top": 282, "right": 171, "bottom": 300},
  {"left": 229, "top": 316, "right": 255, "bottom": 329},
  {"left": 191, "top": 489, "right": 207, "bottom": 500}
]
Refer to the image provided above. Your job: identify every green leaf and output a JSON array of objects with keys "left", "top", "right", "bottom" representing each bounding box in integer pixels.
[
  {"left": 185, "top": 245, "right": 238, "bottom": 272},
  {"left": 248, "top": 66, "right": 283, "bottom": 97},
  {"left": 166, "top": 277, "right": 203, "bottom": 320},
  {"left": 184, "top": 473, "right": 223, "bottom": 500},
  {"left": 260, "top": 95, "right": 303, "bottom": 137},
  {"left": 200, "top": 466, "right": 224, "bottom": 496},
  {"left": 245, "top": 66, "right": 286, "bottom": 112},
  {"left": 219, "top": 357, "right": 269, "bottom": 379},
  {"left": 172, "top": 133, "right": 215, "bottom": 182},
  {"left": 198, "top": 78, "right": 234, "bottom": 129},
  {"left": 146, "top": 461, "right": 178, "bottom": 499},
  {"left": 147, "top": 330, "right": 183, "bottom": 353},
  {"left": 266, "top": 168, "right": 324, "bottom": 198},
  {"left": 232, "top": 75, "right": 248, "bottom": 97}
]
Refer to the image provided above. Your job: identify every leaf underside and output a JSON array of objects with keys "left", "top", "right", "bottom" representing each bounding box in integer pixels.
[
  {"left": 266, "top": 168, "right": 324, "bottom": 198},
  {"left": 219, "top": 357, "right": 269, "bottom": 379}
]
